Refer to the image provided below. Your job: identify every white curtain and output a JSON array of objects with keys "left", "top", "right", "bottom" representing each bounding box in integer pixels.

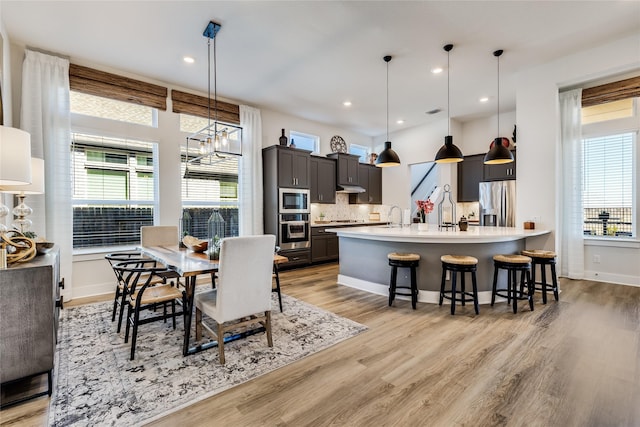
[
  {"left": 20, "top": 50, "right": 72, "bottom": 294},
  {"left": 558, "top": 88, "right": 584, "bottom": 279},
  {"left": 238, "top": 105, "right": 264, "bottom": 236}
]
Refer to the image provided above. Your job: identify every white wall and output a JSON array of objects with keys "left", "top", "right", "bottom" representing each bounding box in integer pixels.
[{"left": 516, "top": 33, "right": 640, "bottom": 286}]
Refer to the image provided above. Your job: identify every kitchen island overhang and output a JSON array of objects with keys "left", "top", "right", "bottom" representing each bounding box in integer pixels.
[{"left": 328, "top": 225, "right": 551, "bottom": 305}]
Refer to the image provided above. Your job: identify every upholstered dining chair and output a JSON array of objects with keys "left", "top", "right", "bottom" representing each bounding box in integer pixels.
[
  {"left": 194, "top": 234, "right": 277, "bottom": 364},
  {"left": 114, "top": 259, "right": 186, "bottom": 360}
]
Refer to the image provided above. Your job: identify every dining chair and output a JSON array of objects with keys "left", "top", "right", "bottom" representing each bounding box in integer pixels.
[
  {"left": 194, "top": 234, "right": 277, "bottom": 364},
  {"left": 114, "top": 259, "right": 186, "bottom": 360},
  {"left": 105, "top": 251, "right": 147, "bottom": 332}
]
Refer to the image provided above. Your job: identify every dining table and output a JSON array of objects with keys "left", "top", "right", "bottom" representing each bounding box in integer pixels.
[{"left": 139, "top": 244, "right": 288, "bottom": 356}]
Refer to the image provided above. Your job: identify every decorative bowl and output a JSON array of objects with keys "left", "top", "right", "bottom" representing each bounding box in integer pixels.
[
  {"left": 182, "top": 236, "right": 208, "bottom": 253},
  {"left": 36, "top": 241, "right": 55, "bottom": 255}
]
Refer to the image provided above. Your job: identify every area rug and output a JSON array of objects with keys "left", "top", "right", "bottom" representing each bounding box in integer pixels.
[{"left": 48, "top": 293, "right": 367, "bottom": 426}]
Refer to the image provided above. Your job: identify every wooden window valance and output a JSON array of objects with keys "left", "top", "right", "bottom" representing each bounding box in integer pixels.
[
  {"left": 69, "top": 64, "right": 168, "bottom": 110},
  {"left": 582, "top": 75, "right": 640, "bottom": 107},
  {"left": 171, "top": 90, "right": 240, "bottom": 125}
]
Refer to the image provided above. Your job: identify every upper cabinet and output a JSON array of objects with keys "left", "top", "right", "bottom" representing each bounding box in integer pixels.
[
  {"left": 263, "top": 145, "right": 310, "bottom": 189},
  {"left": 349, "top": 164, "right": 382, "bottom": 204},
  {"left": 310, "top": 156, "right": 336, "bottom": 204},
  {"left": 483, "top": 151, "right": 516, "bottom": 181},
  {"left": 457, "top": 154, "right": 485, "bottom": 202},
  {"left": 327, "top": 153, "right": 360, "bottom": 186}
]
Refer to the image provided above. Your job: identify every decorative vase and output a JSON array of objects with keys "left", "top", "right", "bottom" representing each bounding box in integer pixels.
[
  {"left": 279, "top": 129, "right": 288, "bottom": 146},
  {"left": 418, "top": 223, "right": 429, "bottom": 231}
]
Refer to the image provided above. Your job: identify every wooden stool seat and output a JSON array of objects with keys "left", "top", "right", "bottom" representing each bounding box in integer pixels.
[
  {"left": 388, "top": 253, "right": 420, "bottom": 310},
  {"left": 439, "top": 255, "right": 479, "bottom": 315},
  {"left": 521, "top": 249, "right": 559, "bottom": 304},
  {"left": 440, "top": 254, "right": 478, "bottom": 265},
  {"left": 491, "top": 254, "right": 534, "bottom": 313},
  {"left": 388, "top": 252, "right": 421, "bottom": 262},
  {"left": 493, "top": 254, "right": 532, "bottom": 264}
]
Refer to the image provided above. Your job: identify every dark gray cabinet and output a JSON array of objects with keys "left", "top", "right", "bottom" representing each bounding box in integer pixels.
[
  {"left": 310, "top": 156, "right": 336, "bottom": 204},
  {"left": 311, "top": 227, "right": 339, "bottom": 262},
  {"left": 457, "top": 154, "right": 485, "bottom": 202},
  {"left": 483, "top": 151, "right": 516, "bottom": 181},
  {"left": 327, "top": 153, "right": 360, "bottom": 186},
  {"left": 263, "top": 145, "right": 310, "bottom": 189},
  {"left": 0, "top": 248, "right": 62, "bottom": 405},
  {"left": 350, "top": 164, "right": 382, "bottom": 204}
]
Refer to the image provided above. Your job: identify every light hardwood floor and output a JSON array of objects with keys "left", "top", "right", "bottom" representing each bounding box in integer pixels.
[{"left": 2, "top": 262, "right": 639, "bottom": 426}]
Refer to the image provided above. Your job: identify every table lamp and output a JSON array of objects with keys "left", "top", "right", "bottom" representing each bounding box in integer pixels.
[
  {"left": 0, "top": 126, "right": 32, "bottom": 232},
  {"left": 0, "top": 157, "right": 45, "bottom": 233}
]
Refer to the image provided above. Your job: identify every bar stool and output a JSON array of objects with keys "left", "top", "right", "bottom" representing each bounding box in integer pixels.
[
  {"left": 491, "top": 254, "right": 534, "bottom": 314},
  {"left": 521, "top": 249, "right": 559, "bottom": 304},
  {"left": 388, "top": 252, "right": 420, "bottom": 310},
  {"left": 439, "top": 255, "right": 479, "bottom": 315}
]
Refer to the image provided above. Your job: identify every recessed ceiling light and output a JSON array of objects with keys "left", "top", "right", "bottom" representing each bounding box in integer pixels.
[
  {"left": 396, "top": 119, "right": 405, "bottom": 124},
  {"left": 431, "top": 67, "right": 443, "bottom": 74},
  {"left": 479, "top": 97, "right": 489, "bottom": 103},
  {"left": 343, "top": 101, "right": 352, "bottom": 107},
  {"left": 183, "top": 56, "right": 195, "bottom": 64}
]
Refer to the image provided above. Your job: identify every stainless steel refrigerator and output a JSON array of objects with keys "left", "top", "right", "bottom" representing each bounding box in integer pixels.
[{"left": 479, "top": 181, "right": 516, "bottom": 227}]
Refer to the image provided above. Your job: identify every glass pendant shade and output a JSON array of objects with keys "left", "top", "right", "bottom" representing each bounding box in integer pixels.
[
  {"left": 435, "top": 135, "right": 463, "bottom": 163},
  {"left": 376, "top": 141, "right": 401, "bottom": 167},
  {"left": 484, "top": 138, "right": 514, "bottom": 164}
]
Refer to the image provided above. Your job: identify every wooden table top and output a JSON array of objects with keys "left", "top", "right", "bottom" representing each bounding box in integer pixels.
[{"left": 140, "top": 245, "right": 288, "bottom": 277}]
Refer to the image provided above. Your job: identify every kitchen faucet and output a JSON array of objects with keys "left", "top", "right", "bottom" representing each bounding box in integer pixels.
[{"left": 388, "top": 205, "right": 401, "bottom": 227}]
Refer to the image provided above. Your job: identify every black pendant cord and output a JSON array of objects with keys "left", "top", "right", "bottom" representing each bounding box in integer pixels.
[
  {"left": 207, "top": 37, "right": 211, "bottom": 136},
  {"left": 494, "top": 49, "right": 502, "bottom": 139},
  {"left": 447, "top": 47, "right": 450, "bottom": 136},
  {"left": 386, "top": 58, "right": 389, "bottom": 141},
  {"left": 214, "top": 35, "right": 218, "bottom": 131}
]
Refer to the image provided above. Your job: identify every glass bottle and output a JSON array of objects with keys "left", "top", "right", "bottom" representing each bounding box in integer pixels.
[
  {"left": 179, "top": 210, "right": 192, "bottom": 247},
  {"left": 207, "top": 209, "right": 225, "bottom": 260},
  {"left": 279, "top": 129, "right": 288, "bottom": 146}
]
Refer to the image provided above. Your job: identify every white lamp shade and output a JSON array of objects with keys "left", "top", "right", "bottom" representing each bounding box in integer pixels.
[
  {"left": 0, "top": 157, "right": 45, "bottom": 194},
  {"left": 0, "top": 126, "right": 32, "bottom": 185}
]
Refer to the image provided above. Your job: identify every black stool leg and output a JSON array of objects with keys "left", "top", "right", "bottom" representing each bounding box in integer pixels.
[
  {"left": 491, "top": 265, "right": 498, "bottom": 306},
  {"left": 471, "top": 270, "right": 479, "bottom": 315},
  {"left": 439, "top": 267, "right": 446, "bottom": 306},
  {"left": 540, "top": 262, "right": 548, "bottom": 304},
  {"left": 511, "top": 269, "right": 518, "bottom": 314},
  {"left": 460, "top": 272, "right": 466, "bottom": 307},
  {"left": 527, "top": 269, "right": 534, "bottom": 311},
  {"left": 450, "top": 270, "right": 457, "bottom": 315},
  {"left": 388, "top": 265, "right": 397, "bottom": 306},
  {"left": 410, "top": 265, "right": 417, "bottom": 310},
  {"left": 551, "top": 262, "right": 559, "bottom": 301}
]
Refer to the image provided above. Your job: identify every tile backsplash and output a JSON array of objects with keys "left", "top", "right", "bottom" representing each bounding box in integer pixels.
[{"left": 310, "top": 194, "right": 388, "bottom": 222}]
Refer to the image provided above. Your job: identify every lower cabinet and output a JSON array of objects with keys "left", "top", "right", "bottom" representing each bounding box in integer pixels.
[
  {"left": 0, "top": 248, "right": 62, "bottom": 406},
  {"left": 279, "top": 248, "right": 311, "bottom": 268},
  {"left": 311, "top": 227, "right": 339, "bottom": 263}
]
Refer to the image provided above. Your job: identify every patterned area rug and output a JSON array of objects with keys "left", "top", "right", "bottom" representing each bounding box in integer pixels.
[{"left": 49, "top": 293, "right": 367, "bottom": 426}]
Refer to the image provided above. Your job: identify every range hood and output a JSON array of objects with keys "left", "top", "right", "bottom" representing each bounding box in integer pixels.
[{"left": 336, "top": 184, "right": 365, "bottom": 193}]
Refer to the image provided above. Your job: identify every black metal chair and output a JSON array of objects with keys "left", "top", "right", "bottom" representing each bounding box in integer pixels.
[
  {"left": 113, "top": 259, "right": 186, "bottom": 360},
  {"left": 105, "top": 251, "right": 147, "bottom": 332}
]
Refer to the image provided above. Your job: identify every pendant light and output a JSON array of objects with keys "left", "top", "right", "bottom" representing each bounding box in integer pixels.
[
  {"left": 484, "top": 49, "right": 514, "bottom": 164},
  {"left": 376, "top": 55, "right": 401, "bottom": 168},
  {"left": 435, "top": 44, "right": 463, "bottom": 163}
]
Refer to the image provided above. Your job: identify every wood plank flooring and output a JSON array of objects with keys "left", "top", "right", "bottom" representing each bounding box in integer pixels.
[{"left": 2, "top": 262, "right": 639, "bottom": 426}]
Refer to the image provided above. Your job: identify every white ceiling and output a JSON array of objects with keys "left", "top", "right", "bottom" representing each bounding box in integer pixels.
[{"left": 2, "top": 1, "right": 639, "bottom": 138}]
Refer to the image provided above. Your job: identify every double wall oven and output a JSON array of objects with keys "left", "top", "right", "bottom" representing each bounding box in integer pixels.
[{"left": 278, "top": 188, "right": 310, "bottom": 250}]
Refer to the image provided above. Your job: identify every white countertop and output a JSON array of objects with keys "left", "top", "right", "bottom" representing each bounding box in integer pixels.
[
  {"left": 328, "top": 224, "right": 550, "bottom": 244},
  {"left": 311, "top": 221, "right": 386, "bottom": 228}
]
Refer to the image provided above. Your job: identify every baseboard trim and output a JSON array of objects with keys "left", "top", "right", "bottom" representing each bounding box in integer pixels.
[{"left": 584, "top": 271, "right": 640, "bottom": 287}]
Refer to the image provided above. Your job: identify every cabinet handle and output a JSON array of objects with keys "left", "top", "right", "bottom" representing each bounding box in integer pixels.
[{"left": 59, "top": 278, "right": 65, "bottom": 289}]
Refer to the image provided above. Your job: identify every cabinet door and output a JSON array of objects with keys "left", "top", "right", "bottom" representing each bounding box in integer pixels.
[
  {"left": 311, "top": 236, "right": 328, "bottom": 262},
  {"left": 331, "top": 153, "right": 360, "bottom": 185},
  {"left": 457, "top": 154, "right": 484, "bottom": 202},
  {"left": 292, "top": 151, "right": 310, "bottom": 188},
  {"left": 310, "top": 158, "right": 320, "bottom": 202},
  {"left": 368, "top": 165, "right": 382, "bottom": 204},
  {"left": 326, "top": 235, "right": 339, "bottom": 259},
  {"left": 483, "top": 151, "right": 516, "bottom": 181},
  {"left": 346, "top": 156, "right": 360, "bottom": 185},
  {"left": 317, "top": 158, "right": 336, "bottom": 203},
  {"left": 277, "top": 149, "right": 296, "bottom": 187}
]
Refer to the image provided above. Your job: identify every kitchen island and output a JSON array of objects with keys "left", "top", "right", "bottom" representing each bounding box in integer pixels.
[{"left": 329, "top": 225, "right": 551, "bottom": 304}]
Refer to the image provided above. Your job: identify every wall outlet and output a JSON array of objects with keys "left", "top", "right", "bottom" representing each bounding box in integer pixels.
[{"left": 593, "top": 254, "right": 601, "bottom": 264}]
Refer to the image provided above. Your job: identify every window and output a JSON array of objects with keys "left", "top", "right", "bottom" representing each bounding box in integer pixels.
[
  {"left": 349, "top": 143, "right": 370, "bottom": 163},
  {"left": 581, "top": 98, "right": 637, "bottom": 238},
  {"left": 70, "top": 92, "right": 157, "bottom": 126},
  {"left": 290, "top": 131, "right": 319, "bottom": 154},
  {"left": 71, "top": 133, "right": 157, "bottom": 248}
]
